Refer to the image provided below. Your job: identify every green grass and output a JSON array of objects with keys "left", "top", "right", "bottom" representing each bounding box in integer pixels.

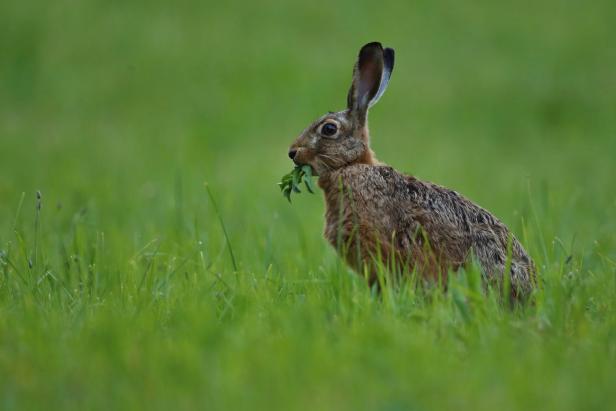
[{"left": 1, "top": 0, "right": 616, "bottom": 409}]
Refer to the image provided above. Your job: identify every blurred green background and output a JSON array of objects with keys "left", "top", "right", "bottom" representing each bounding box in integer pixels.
[{"left": 1, "top": 0, "right": 615, "bottom": 410}]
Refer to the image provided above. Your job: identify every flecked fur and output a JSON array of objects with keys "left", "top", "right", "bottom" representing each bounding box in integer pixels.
[{"left": 289, "top": 42, "right": 536, "bottom": 298}]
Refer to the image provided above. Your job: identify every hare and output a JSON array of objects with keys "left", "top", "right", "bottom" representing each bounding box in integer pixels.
[{"left": 288, "top": 42, "right": 536, "bottom": 298}]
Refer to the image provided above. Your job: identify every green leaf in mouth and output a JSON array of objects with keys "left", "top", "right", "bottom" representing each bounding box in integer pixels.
[{"left": 278, "top": 165, "right": 316, "bottom": 203}]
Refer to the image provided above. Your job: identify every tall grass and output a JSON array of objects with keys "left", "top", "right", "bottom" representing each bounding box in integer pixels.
[{"left": 1, "top": 0, "right": 615, "bottom": 409}]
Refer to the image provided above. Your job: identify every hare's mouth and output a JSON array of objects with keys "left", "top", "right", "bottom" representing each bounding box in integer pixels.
[
  {"left": 289, "top": 147, "right": 314, "bottom": 166},
  {"left": 293, "top": 159, "right": 319, "bottom": 177}
]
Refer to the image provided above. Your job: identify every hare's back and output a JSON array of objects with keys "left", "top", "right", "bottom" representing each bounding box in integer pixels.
[{"left": 340, "top": 164, "right": 532, "bottom": 269}]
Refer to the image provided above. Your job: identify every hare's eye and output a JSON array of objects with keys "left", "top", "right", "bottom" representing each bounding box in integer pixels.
[{"left": 321, "top": 122, "right": 338, "bottom": 137}]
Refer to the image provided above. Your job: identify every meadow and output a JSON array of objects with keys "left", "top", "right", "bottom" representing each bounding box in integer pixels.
[{"left": 1, "top": 0, "right": 615, "bottom": 409}]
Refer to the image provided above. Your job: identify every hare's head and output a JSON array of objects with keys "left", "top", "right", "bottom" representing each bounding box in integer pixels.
[{"left": 288, "top": 42, "right": 394, "bottom": 175}]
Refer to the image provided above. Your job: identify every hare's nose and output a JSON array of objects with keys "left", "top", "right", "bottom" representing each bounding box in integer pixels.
[{"left": 288, "top": 149, "right": 298, "bottom": 160}]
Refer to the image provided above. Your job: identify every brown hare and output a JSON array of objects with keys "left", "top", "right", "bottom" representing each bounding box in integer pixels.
[{"left": 288, "top": 42, "right": 536, "bottom": 298}]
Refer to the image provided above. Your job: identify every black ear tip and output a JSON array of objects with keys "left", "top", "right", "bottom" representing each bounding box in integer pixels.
[{"left": 360, "top": 42, "right": 383, "bottom": 53}]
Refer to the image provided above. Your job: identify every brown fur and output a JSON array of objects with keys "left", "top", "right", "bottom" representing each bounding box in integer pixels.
[{"left": 289, "top": 42, "right": 537, "bottom": 297}]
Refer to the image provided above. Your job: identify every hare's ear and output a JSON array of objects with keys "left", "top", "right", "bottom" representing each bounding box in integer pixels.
[
  {"left": 370, "top": 47, "right": 394, "bottom": 107},
  {"left": 346, "top": 42, "right": 395, "bottom": 126}
]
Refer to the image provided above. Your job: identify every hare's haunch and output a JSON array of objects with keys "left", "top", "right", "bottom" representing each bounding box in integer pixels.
[{"left": 288, "top": 42, "right": 536, "bottom": 297}]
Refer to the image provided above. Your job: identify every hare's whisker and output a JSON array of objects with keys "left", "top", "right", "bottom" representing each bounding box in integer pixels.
[
  {"left": 317, "top": 154, "right": 339, "bottom": 167},
  {"left": 316, "top": 158, "right": 333, "bottom": 172}
]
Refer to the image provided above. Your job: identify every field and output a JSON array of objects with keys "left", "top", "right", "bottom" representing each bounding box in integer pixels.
[{"left": 1, "top": 0, "right": 616, "bottom": 410}]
